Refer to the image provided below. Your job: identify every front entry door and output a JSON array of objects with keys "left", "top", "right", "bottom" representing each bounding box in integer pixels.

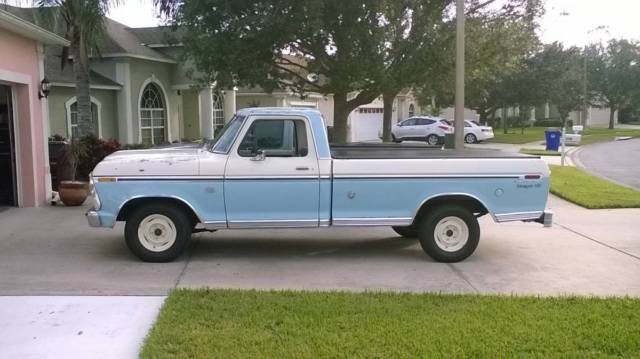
[
  {"left": 224, "top": 116, "right": 320, "bottom": 228},
  {"left": 0, "top": 85, "right": 17, "bottom": 207}
]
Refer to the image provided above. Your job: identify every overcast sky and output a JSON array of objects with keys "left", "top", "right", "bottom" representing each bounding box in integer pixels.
[{"left": 6, "top": 0, "right": 640, "bottom": 47}]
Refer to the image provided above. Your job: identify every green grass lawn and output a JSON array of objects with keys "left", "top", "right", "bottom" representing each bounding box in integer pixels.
[
  {"left": 489, "top": 126, "right": 640, "bottom": 145},
  {"left": 488, "top": 127, "right": 547, "bottom": 144},
  {"left": 550, "top": 165, "right": 640, "bottom": 208},
  {"left": 142, "top": 289, "right": 640, "bottom": 358},
  {"left": 519, "top": 148, "right": 561, "bottom": 156}
]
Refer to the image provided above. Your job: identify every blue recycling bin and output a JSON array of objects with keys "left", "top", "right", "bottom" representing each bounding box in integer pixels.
[{"left": 545, "top": 129, "right": 561, "bottom": 151}]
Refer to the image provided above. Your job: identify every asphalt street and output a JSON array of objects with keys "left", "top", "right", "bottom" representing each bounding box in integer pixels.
[{"left": 576, "top": 138, "right": 640, "bottom": 190}]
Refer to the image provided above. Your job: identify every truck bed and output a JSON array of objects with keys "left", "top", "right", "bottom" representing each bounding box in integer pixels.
[{"left": 330, "top": 143, "right": 536, "bottom": 159}]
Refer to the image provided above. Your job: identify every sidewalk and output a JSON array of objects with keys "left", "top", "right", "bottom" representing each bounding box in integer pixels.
[
  {"left": 0, "top": 296, "right": 164, "bottom": 359},
  {"left": 468, "top": 140, "right": 578, "bottom": 166}
]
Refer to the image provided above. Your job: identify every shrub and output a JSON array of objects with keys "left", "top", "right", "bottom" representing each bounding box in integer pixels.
[
  {"left": 75, "top": 134, "right": 121, "bottom": 180},
  {"left": 535, "top": 119, "right": 562, "bottom": 127},
  {"left": 122, "top": 143, "right": 151, "bottom": 150}
]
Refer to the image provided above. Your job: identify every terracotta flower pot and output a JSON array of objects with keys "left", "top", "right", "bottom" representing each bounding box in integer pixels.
[{"left": 59, "top": 181, "right": 89, "bottom": 206}]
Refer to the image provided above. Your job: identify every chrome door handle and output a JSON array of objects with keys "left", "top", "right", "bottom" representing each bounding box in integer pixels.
[{"left": 296, "top": 166, "right": 309, "bottom": 171}]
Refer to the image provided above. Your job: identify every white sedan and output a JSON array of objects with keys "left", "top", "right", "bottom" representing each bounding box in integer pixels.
[
  {"left": 441, "top": 120, "right": 494, "bottom": 143},
  {"left": 391, "top": 117, "right": 451, "bottom": 145}
]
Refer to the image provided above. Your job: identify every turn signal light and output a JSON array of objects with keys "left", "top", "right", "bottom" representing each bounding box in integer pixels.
[{"left": 97, "top": 177, "right": 117, "bottom": 183}]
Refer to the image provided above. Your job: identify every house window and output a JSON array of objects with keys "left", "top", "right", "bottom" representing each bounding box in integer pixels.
[
  {"left": 358, "top": 107, "right": 383, "bottom": 114},
  {"left": 140, "top": 83, "right": 166, "bottom": 145},
  {"left": 67, "top": 100, "right": 99, "bottom": 139},
  {"left": 212, "top": 91, "right": 225, "bottom": 134},
  {"left": 408, "top": 104, "right": 415, "bottom": 117}
]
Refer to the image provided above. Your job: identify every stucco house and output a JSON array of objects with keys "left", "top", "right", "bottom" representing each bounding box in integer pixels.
[
  {"left": 0, "top": 8, "right": 69, "bottom": 208},
  {"left": 5, "top": 5, "right": 421, "bottom": 146}
]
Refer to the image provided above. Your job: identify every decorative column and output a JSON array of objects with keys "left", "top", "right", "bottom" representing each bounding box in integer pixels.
[
  {"left": 530, "top": 107, "right": 536, "bottom": 122},
  {"left": 544, "top": 102, "right": 550, "bottom": 119},
  {"left": 223, "top": 87, "right": 236, "bottom": 123},
  {"left": 198, "top": 87, "right": 214, "bottom": 139},
  {"left": 115, "top": 62, "right": 134, "bottom": 144},
  {"left": 396, "top": 97, "right": 405, "bottom": 122}
]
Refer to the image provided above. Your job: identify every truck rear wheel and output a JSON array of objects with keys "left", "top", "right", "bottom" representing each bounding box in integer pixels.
[
  {"left": 392, "top": 226, "right": 418, "bottom": 238},
  {"left": 124, "top": 203, "right": 191, "bottom": 262},
  {"left": 417, "top": 204, "right": 480, "bottom": 262}
]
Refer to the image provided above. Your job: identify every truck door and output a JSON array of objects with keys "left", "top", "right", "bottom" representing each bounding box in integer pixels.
[{"left": 224, "top": 116, "right": 320, "bottom": 228}]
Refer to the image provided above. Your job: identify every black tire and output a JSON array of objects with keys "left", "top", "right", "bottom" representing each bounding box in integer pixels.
[
  {"left": 426, "top": 134, "right": 440, "bottom": 146},
  {"left": 124, "top": 202, "right": 192, "bottom": 262},
  {"left": 392, "top": 134, "right": 402, "bottom": 143},
  {"left": 392, "top": 226, "right": 419, "bottom": 238},
  {"left": 464, "top": 133, "right": 477, "bottom": 144},
  {"left": 417, "top": 204, "right": 480, "bottom": 262}
]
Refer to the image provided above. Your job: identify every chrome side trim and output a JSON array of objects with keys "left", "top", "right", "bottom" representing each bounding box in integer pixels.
[
  {"left": 203, "top": 221, "right": 228, "bottom": 230},
  {"left": 111, "top": 176, "right": 224, "bottom": 181},
  {"left": 333, "top": 174, "right": 521, "bottom": 179},
  {"left": 413, "top": 192, "right": 492, "bottom": 220},
  {"left": 494, "top": 211, "right": 544, "bottom": 222},
  {"left": 319, "top": 219, "right": 330, "bottom": 227},
  {"left": 115, "top": 195, "right": 206, "bottom": 224},
  {"left": 224, "top": 175, "right": 319, "bottom": 180},
  {"left": 332, "top": 217, "right": 413, "bottom": 227},
  {"left": 227, "top": 219, "right": 319, "bottom": 229}
]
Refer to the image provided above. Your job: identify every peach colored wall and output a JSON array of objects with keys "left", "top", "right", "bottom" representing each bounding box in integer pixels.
[{"left": 0, "top": 27, "right": 47, "bottom": 207}]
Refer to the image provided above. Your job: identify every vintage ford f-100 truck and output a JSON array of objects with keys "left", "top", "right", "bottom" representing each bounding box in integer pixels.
[{"left": 87, "top": 107, "right": 551, "bottom": 263}]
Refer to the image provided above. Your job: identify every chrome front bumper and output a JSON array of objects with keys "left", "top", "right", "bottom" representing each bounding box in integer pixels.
[{"left": 86, "top": 210, "right": 102, "bottom": 227}]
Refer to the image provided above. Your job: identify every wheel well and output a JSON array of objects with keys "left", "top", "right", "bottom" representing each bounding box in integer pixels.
[
  {"left": 116, "top": 197, "right": 200, "bottom": 226},
  {"left": 412, "top": 195, "right": 489, "bottom": 226}
]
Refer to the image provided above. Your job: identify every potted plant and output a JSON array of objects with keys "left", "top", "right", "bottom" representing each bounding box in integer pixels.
[{"left": 58, "top": 138, "right": 89, "bottom": 206}]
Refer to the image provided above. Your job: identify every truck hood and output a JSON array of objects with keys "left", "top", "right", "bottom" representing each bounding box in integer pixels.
[{"left": 92, "top": 147, "right": 202, "bottom": 177}]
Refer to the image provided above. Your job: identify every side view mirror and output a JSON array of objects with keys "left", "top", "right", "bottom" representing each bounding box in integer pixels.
[{"left": 250, "top": 149, "right": 265, "bottom": 161}]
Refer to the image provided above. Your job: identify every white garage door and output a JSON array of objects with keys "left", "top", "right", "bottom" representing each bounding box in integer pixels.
[{"left": 351, "top": 107, "right": 383, "bottom": 142}]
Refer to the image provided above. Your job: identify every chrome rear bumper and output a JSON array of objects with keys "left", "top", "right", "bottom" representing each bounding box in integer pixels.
[
  {"left": 535, "top": 210, "right": 553, "bottom": 227},
  {"left": 86, "top": 210, "right": 102, "bottom": 227}
]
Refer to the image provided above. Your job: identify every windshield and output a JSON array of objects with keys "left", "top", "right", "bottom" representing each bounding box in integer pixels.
[{"left": 207, "top": 115, "right": 246, "bottom": 153}]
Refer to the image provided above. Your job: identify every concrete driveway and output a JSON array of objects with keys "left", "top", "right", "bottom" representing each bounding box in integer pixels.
[
  {"left": 1, "top": 195, "right": 639, "bottom": 297},
  {"left": 575, "top": 138, "right": 640, "bottom": 190}
]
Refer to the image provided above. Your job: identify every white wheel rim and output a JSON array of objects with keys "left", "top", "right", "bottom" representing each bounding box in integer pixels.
[
  {"left": 434, "top": 216, "right": 469, "bottom": 252},
  {"left": 428, "top": 136, "right": 438, "bottom": 145},
  {"left": 137, "top": 214, "right": 177, "bottom": 252}
]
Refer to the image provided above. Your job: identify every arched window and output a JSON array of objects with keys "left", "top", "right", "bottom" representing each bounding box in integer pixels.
[
  {"left": 66, "top": 97, "right": 101, "bottom": 139},
  {"left": 140, "top": 83, "right": 166, "bottom": 145},
  {"left": 408, "top": 104, "right": 415, "bottom": 117},
  {"left": 212, "top": 91, "right": 225, "bottom": 134}
]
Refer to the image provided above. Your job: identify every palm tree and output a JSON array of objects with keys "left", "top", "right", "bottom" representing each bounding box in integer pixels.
[{"left": 36, "top": 0, "right": 119, "bottom": 136}]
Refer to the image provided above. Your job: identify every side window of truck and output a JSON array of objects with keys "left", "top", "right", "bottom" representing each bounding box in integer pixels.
[{"left": 238, "top": 119, "right": 309, "bottom": 157}]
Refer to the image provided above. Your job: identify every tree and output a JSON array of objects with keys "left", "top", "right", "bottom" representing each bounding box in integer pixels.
[
  {"left": 529, "top": 43, "right": 584, "bottom": 126},
  {"left": 37, "top": 0, "right": 119, "bottom": 136},
  {"left": 378, "top": 0, "right": 450, "bottom": 142},
  {"left": 586, "top": 39, "right": 640, "bottom": 129},
  {"left": 173, "top": 0, "right": 391, "bottom": 143},
  {"left": 414, "top": 0, "right": 542, "bottom": 126}
]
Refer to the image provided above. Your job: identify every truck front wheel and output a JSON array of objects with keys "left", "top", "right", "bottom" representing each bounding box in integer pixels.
[
  {"left": 124, "top": 203, "right": 192, "bottom": 262},
  {"left": 417, "top": 205, "right": 480, "bottom": 262}
]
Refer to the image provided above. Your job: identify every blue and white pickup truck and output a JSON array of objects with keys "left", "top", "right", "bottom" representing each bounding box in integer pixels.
[{"left": 87, "top": 107, "right": 551, "bottom": 263}]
